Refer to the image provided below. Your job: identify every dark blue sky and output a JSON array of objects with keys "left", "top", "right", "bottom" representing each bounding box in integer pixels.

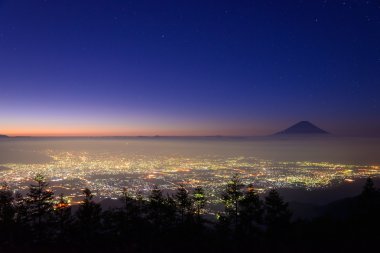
[{"left": 0, "top": 0, "right": 379, "bottom": 136}]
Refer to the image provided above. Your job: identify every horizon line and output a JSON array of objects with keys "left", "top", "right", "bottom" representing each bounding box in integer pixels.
[
  {"left": 3, "top": 134, "right": 253, "bottom": 138},
  {"left": 2, "top": 134, "right": 378, "bottom": 138}
]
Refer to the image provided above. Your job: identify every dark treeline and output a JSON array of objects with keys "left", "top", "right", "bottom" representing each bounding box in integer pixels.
[{"left": 0, "top": 174, "right": 380, "bottom": 253}]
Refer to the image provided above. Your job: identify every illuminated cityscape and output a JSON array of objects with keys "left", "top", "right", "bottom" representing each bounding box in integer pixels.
[
  {"left": 1, "top": 1, "right": 379, "bottom": 251},
  {"left": 1, "top": 148, "right": 379, "bottom": 205}
]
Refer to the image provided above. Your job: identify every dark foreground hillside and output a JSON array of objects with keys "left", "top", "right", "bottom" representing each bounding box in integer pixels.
[{"left": 0, "top": 174, "right": 379, "bottom": 253}]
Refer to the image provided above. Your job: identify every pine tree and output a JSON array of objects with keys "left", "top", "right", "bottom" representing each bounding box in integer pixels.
[
  {"left": 13, "top": 192, "right": 30, "bottom": 244},
  {"left": 0, "top": 183, "right": 15, "bottom": 225},
  {"left": 239, "top": 184, "right": 263, "bottom": 234},
  {"left": 135, "top": 190, "right": 144, "bottom": 214},
  {"left": 174, "top": 184, "right": 193, "bottom": 224},
  {"left": 76, "top": 188, "right": 102, "bottom": 241},
  {"left": 361, "top": 177, "right": 377, "bottom": 198},
  {"left": 147, "top": 185, "right": 177, "bottom": 232},
  {"left": 147, "top": 185, "right": 165, "bottom": 229},
  {"left": 120, "top": 187, "right": 134, "bottom": 211},
  {"left": 14, "top": 192, "right": 28, "bottom": 225},
  {"left": 0, "top": 183, "right": 15, "bottom": 242},
  {"left": 54, "top": 193, "right": 72, "bottom": 240},
  {"left": 115, "top": 187, "right": 139, "bottom": 237},
  {"left": 163, "top": 193, "right": 177, "bottom": 226},
  {"left": 26, "top": 173, "right": 54, "bottom": 240},
  {"left": 358, "top": 177, "right": 380, "bottom": 219},
  {"left": 221, "top": 173, "right": 244, "bottom": 228},
  {"left": 193, "top": 186, "right": 206, "bottom": 224},
  {"left": 264, "top": 189, "right": 291, "bottom": 228}
]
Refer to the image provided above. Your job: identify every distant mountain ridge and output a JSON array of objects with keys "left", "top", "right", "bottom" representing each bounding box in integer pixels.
[
  {"left": 275, "top": 121, "right": 329, "bottom": 135},
  {"left": 0, "top": 134, "right": 9, "bottom": 138}
]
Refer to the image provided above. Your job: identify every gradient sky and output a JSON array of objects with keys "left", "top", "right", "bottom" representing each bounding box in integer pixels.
[{"left": 0, "top": 0, "right": 379, "bottom": 136}]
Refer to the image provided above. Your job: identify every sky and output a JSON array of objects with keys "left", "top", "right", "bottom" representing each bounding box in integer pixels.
[{"left": 0, "top": 0, "right": 379, "bottom": 136}]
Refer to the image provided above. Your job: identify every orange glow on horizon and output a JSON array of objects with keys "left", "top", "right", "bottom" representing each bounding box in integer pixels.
[
  {"left": 3, "top": 128, "right": 261, "bottom": 137},
  {"left": 1, "top": 121, "right": 269, "bottom": 137}
]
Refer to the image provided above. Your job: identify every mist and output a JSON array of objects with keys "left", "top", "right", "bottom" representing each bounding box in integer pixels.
[{"left": 1, "top": 136, "right": 379, "bottom": 165}]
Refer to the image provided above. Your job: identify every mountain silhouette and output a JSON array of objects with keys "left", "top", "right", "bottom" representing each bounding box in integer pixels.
[
  {"left": 0, "top": 134, "right": 9, "bottom": 138},
  {"left": 275, "top": 121, "right": 329, "bottom": 135}
]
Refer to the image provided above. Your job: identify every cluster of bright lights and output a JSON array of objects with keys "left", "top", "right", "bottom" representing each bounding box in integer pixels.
[{"left": 0, "top": 150, "right": 379, "bottom": 205}]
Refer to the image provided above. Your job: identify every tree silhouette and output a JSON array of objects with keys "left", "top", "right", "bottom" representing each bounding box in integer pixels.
[
  {"left": 163, "top": 193, "right": 177, "bottom": 226},
  {"left": 0, "top": 183, "right": 15, "bottom": 243},
  {"left": 239, "top": 183, "right": 263, "bottom": 234},
  {"left": 222, "top": 173, "right": 244, "bottom": 228},
  {"left": 14, "top": 192, "right": 28, "bottom": 225},
  {"left": 264, "top": 189, "right": 292, "bottom": 228},
  {"left": 26, "top": 174, "right": 54, "bottom": 240},
  {"left": 192, "top": 186, "right": 206, "bottom": 224},
  {"left": 0, "top": 175, "right": 379, "bottom": 252},
  {"left": 147, "top": 185, "right": 165, "bottom": 230},
  {"left": 53, "top": 193, "right": 73, "bottom": 240},
  {"left": 135, "top": 190, "right": 145, "bottom": 215},
  {"left": 0, "top": 183, "right": 15, "bottom": 225},
  {"left": 112, "top": 187, "right": 143, "bottom": 239},
  {"left": 174, "top": 184, "right": 193, "bottom": 224},
  {"left": 361, "top": 177, "right": 377, "bottom": 198},
  {"left": 120, "top": 187, "right": 134, "bottom": 212},
  {"left": 76, "top": 188, "right": 102, "bottom": 241},
  {"left": 358, "top": 177, "right": 380, "bottom": 219},
  {"left": 147, "top": 185, "right": 178, "bottom": 234}
]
